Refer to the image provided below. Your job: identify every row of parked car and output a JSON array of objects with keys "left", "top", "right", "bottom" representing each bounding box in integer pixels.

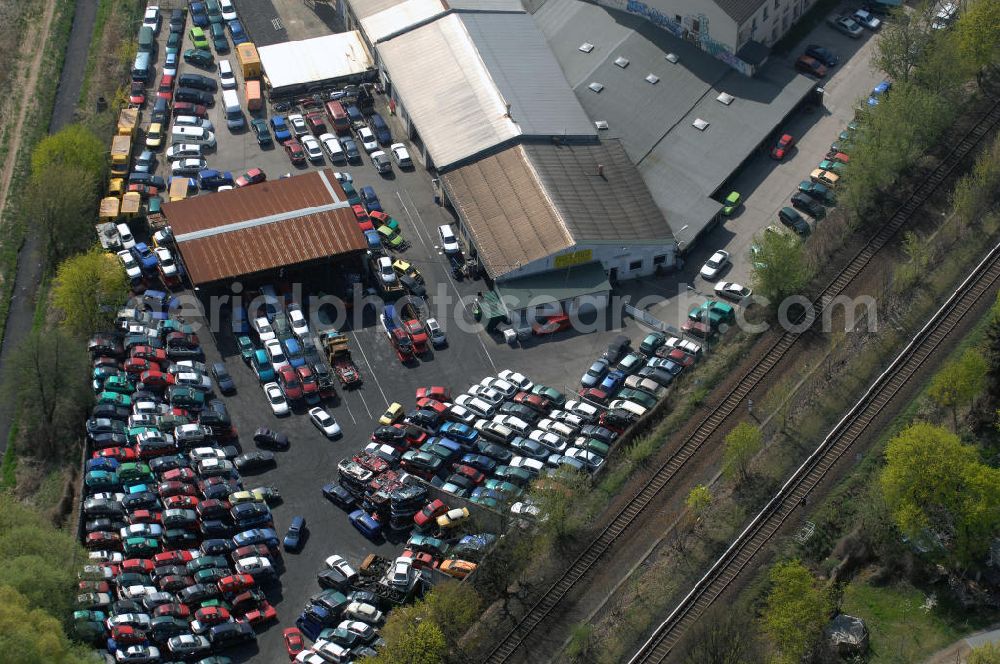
[{"left": 78, "top": 303, "right": 288, "bottom": 664}]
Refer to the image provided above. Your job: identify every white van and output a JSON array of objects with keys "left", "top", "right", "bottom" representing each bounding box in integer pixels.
[
  {"left": 218, "top": 59, "right": 236, "bottom": 89},
  {"left": 609, "top": 399, "right": 648, "bottom": 418},
  {"left": 116, "top": 223, "right": 136, "bottom": 249},
  {"left": 321, "top": 133, "right": 344, "bottom": 161},
  {"left": 221, "top": 89, "right": 244, "bottom": 130},
  {"left": 170, "top": 126, "right": 216, "bottom": 147}
]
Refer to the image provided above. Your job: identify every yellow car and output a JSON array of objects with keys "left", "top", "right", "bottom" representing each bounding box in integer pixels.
[
  {"left": 146, "top": 122, "right": 164, "bottom": 149},
  {"left": 379, "top": 402, "right": 403, "bottom": 425},
  {"left": 435, "top": 507, "right": 470, "bottom": 531},
  {"left": 439, "top": 559, "right": 477, "bottom": 579},
  {"left": 810, "top": 168, "right": 839, "bottom": 188}
]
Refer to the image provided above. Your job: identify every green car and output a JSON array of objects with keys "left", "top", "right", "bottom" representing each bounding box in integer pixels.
[
  {"left": 797, "top": 180, "right": 836, "bottom": 205},
  {"left": 469, "top": 493, "right": 500, "bottom": 509},
  {"left": 198, "top": 599, "right": 233, "bottom": 612},
  {"left": 250, "top": 119, "right": 272, "bottom": 148},
  {"left": 73, "top": 610, "right": 106, "bottom": 623},
  {"left": 493, "top": 465, "right": 534, "bottom": 487},
  {"left": 617, "top": 388, "right": 658, "bottom": 409},
  {"left": 190, "top": 26, "right": 209, "bottom": 49},
  {"left": 817, "top": 159, "right": 845, "bottom": 174},
  {"left": 194, "top": 567, "right": 229, "bottom": 585},
  {"left": 377, "top": 224, "right": 405, "bottom": 249},
  {"left": 837, "top": 121, "right": 859, "bottom": 143},
  {"left": 84, "top": 470, "right": 119, "bottom": 489},
  {"left": 209, "top": 22, "right": 229, "bottom": 53},
  {"left": 123, "top": 536, "right": 159, "bottom": 557},
  {"left": 166, "top": 30, "right": 182, "bottom": 55},
  {"left": 103, "top": 375, "right": 135, "bottom": 395},
  {"left": 97, "top": 391, "right": 131, "bottom": 407},
  {"left": 183, "top": 48, "right": 214, "bottom": 67},
  {"left": 531, "top": 384, "right": 566, "bottom": 406},
  {"left": 688, "top": 300, "right": 735, "bottom": 328},
  {"left": 118, "top": 462, "right": 153, "bottom": 483},
  {"left": 579, "top": 438, "right": 610, "bottom": 458},
  {"left": 406, "top": 533, "right": 449, "bottom": 557},
  {"left": 187, "top": 555, "right": 229, "bottom": 574},
  {"left": 237, "top": 335, "right": 256, "bottom": 363},
  {"left": 639, "top": 332, "right": 666, "bottom": 355},
  {"left": 168, "top": 385, "right": 205, "bottom": 410},
  {"left": 341, "top": 182, "right": 362, "bottom": 205},
  {"left": 160, "top": 320, "right": 196, "bottom": 335},
  {"left": 721, "top": 190, "right": 742, "bottom": 216},
  {"left": 485, "top": 478, "right": 523, "bottom": 498}
]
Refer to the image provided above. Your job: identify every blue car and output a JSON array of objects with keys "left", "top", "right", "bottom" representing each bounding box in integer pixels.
[
  {"left": 232, "top": 527, "right": 279, "bottom": 549},
  {"left": 283, "top": 515, "right": 306, "bottom": 552},
  {"left": 364, "top": 229, "right": 381, "bottom": 251},
  {"left": 360, "top": 186, "right": 382, "bottom": 213},
  {"left": 87, "top": 457, "right": 119, "bottom": 472},
  {"left": 342, "top": 136, "right": 360, "bottom": 161},
  {"left": 348, "top": 509, "right": 381, "bottom": 541},
  {"left": 283, "top": 338, "right": 305, "bottom": 368},
  {"left": 131, "top": 243, "right": 157, "bottom": 271},
  {"left": 438, "top": 421, "right": 478, "bottom": 445},
  {"left": 600, "top": 370, "right": 625, "bottom": 394},
  {"left": 867, "top": 80, "right": 891, "bottom": 106},
  {"left": 190, "top": 1, "right": 209, "bottom": 26},
  {"left": 199, "top": 169, "right": 234, "bottom": 190},
  {"left": 581, "top": 358, "right": 609, "bottom": 388},
  {"left": 460, "top": 453, "right": 497, "bottom": 474},
  {"left": 270, "top": 116, "right": 291, "bottom": 141},
  {"left": 228, "top": 19, "right": 247, "bottom": 45}
]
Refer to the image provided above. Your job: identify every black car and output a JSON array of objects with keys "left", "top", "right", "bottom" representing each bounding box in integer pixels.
[
  {"left": 231, "top": 501, "right": 271, "bottom": 525},
  {"left": 251, "top": 118, "right": 273, "bottom": 147},
  {"left": 322, "top": 483, "right": 357, "bottom": 510},
  {"left": 603, "top": 334, "right": 631, "bottom": 363},
  {"left": 778, "top": 206, "right": 810, "bottom": 235},
  {"left": 122, "top": 491, "right": 160, "bottom": 512},
  {"left": 399, "top": 274, "right": 426, "bottom": 298},
  {"left": 405, "top": 409, "right": 441, "bottom": 429},
  {"left": 179, "top": 583, "right": 219, "bottom": 604},
  {"left": 804, "top": 44, "right": 838, "bottom": 67},
  {"left": 637, "top": 366, "right": 674, "bottom": 388},
  {"left": 253, "top": 427, "right": 289, "bottom": 450},
  {"left": 473, "top": 440, "right": 513, "bottom": 464},
  {"left": 90, "top": 432, "right": 129, "bottom": 449},
  {"left": 89, "top": 335, "right": 124, "bottom": 358},
  {"left": 151, "top": 97, "right": 171, "bottom": 125},
  {"left": 200, "top": 538, "right": 233, "bottom": 556},
  {"left": 92, "top": 403, "right": 130, "bottom": 421},
  {"left": 127, "top": 172, "right": 167, "bottom": 189},
  {"left": 498, "top": 401, "right": 539, "bottom": 423},
  {"left": 371, "top": 426, "right": 406, "bottom": 444},
  {"left": 177, "top": 73, "right": 217, "bottom": 91},
  {"left": 209, "top": 621, "right": 256, "bottom": 647},
  {"left": 174, "top": 87, "right": 213, "bottom": 106},
  {"left": 150, "top": 454, "right": 190, "bottom": 474},
  {"left": 317, "top": 568, "right": 354, "bottom": 591},
  {"left": 790, "top": 192, "right": 827, "bottom": 219},
  {"left": 85, "top": 517, "right": 126, "bottom": 533},
  {"left": 200, "top": 519, "right": 233, "bottom": 537},
  {"left": 234, "top": 450, "right": 276, "bottom": 472},
  {"left": 581, "top": 424, "right": 618, "bottom": 444},
  {"left": 169, "top": 8, "right": 185, "bottom": 32},
  {"left": 211, "top": 362, "right": 236, "bottom": 394}
]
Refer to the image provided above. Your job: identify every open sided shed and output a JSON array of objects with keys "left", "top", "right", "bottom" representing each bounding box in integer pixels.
[{"left": 258, "top": 33, "right": 375, "bottom": 96}]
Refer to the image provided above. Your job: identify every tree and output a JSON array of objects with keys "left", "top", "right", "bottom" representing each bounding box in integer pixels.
[
  {"left": 30, "top": 123, "right": 106, "bottom": 183},
  {"left": 671, "top": 484, "right": 714, "bottom": 556},
  {"left": 52, "top": 248, "right": 129, "bottom": 337},
  {"left": 3, "top": 328, "right": 89, "bottom": 461},
  {"left": 880, "top": 423, "right": 1000, "bottom": 566},
  {"left": 969, "top": 642, "right": 1000, "bottom": 664},
  {"left": 685, "top": 484, "right": 712, "bottom": 517},
  {"left": 722, "top": 422, "right": 762, "bottom": 483},
  {"left": 750, "top": 230, "right": 812, "bottom": 305},
  {"left": 985, "top": 294, "right": 1000, "bottom": 397},
  {"left": 0, "top": 586, "right": 98, "bottom": 664},
  {"left": 528, "top": 467, "right": 593, "bottom": 546},
  {"left": 955, "top": 0, "right": 1000, "bottom": 74},
  {"left": 952, "top": 133, "right": 1000, "bottom": 227},
  {"left": 927, "top": 349, "right": 988, "bottom": 429},
  {"left": 23, "top": 165, "right": 99, "bottom": 264},
  {"left": 761, "top": 560, "right": 833, "bottom": 664},
  {"left": 361, "top": 584, "right": 476, "bottom": 664},
  {"left": 420, "top": 583, "right": 480, "bottom": 655},
  {"left": 680, "top": 603, "right": 762, "bottom": 664},
  {"left": 873, "top": 1, "right": 938, "bottom": 83}
]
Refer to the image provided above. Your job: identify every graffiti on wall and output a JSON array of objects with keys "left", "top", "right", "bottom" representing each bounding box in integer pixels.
[{"left": 622, "top": 0, "right": 753, "bottom": 75}]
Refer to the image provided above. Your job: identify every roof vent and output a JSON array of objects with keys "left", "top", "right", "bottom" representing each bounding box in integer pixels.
[
  {"left": 665, "top": 53, "right": 679, "bottom": 63},
  {"left": 579, "top": 42, "right": 595, "bottom": 53},
  {"left": 588, "top": 82, "right": 604, "bottom": 93},
  {"left": 645, "top": 73, "right": 660, "bottom": 84},
  {"left": 594, "top": 120, "right": 609, "bottom": 130},
  {"left": 692, "top": 118, "right": 709, "bottom": 131},
  {"left": 716, "top": 92, "right": 734, "bottom": 105},
  {"left": 614, "top": 56, "right": 629, "bottom": 68}
]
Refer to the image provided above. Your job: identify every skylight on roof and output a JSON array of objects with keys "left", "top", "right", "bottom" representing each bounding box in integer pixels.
[
  {"left": 579, "top": 42, "right": 595, "bottom": 53},
  {"left": 588, "top": 82, "right": 604, "bottom": 93},
  {"left": 665, "top": 53, "right": 679, "bottom": 63},
  {"left": 716, "top": 92, "right": 734, "bottom": 105},
  {"left": 614, "top": 56, "right": 629, "bottom": 68},
  {"left": 692, "top": 118, "right": 709, "bottom": 131},
  {"left": 645, "top": 73, "right": 660, "bottom": 84},
  {"left": 595, "top": 120, "right": 609, "bottom": 130}
]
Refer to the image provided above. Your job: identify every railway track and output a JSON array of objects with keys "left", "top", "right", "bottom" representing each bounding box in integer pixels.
[
  {"left": 482, "top": 99, "right": 1000, "bottom": 664},
  {"left": 629, "top": 236, "right": 1000, "bottom": 664}
]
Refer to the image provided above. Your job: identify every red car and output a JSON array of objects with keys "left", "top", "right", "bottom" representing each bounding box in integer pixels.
[
  {"left": 413, "top": 499, "right": 447, "bottom": 529},
  {"left": 131, "top": 345, "right": 167, "bottom": 363},
  {"left": 162, "top": 468, "right": 197, "bottom": 484},
  {"left": 235, "top": 167, "right": 266, "bottom": 187},
  {"left": 771, "top": 133, "right": 795, "bottom": 160},
  {"left": 277, "top": 366, "right": 303, "bottom": 400},
  {"left": 85, "top": 532, "right": 121, "bottom": 551},
  {"left": 197, "top": 498, "right": 231, "bottom": 519},
  {"left": 78, "top": 580, "right": 111, "bottom": 593},
  {"left": 93, "top": 356, "right": 121, "bottom": 369},
  {"left": 138, "top": 369, "right": 175, "bottom": 391},
  {"left": 154, "top": 550, "right": 194, "bottom": 566},
  {"left": 416, "top": 398, "right": 448, "bottom": 415},
  {"left": 283, "top": 627, "right": 305, "bottom": 659},
  {"left": 826, "top": 150, "right": 850, "bottom": 163},
  {"left": 297, "top": 365, "right": 318, "bottom": 398},
  {"left": 121, "top": 558, "right": 156, "bottom": 575},
  {"left": 231, "top": 544, "right": 271, "bottom": 562},
  {"left": 352, "top": 204, "right": 370, "bottom": 224},
  {"left": 172, "top": 101, "right": 207, "bottom": 117},
  {"left": 158, "top": 480, "right": 197, "bottom": 498},
  {"left": 680, "top": 319, "right": 711, "bottom": 339},
  {"left": 532, "top": 314, "right": 571, "bottom": 336},
  {"left": 194, "top": 606, "right": 230, "bottom": 624},
  {"left": 163, "top": 493, "right": 199, "bottom": 509},
  {"left": 283, "top": 139, "right": 306, "bottom": 165},
  {"left": 156, "top": 74, "right": 174, "bottom": 101},
  {"left": 401, "top": 549, "right": 436, "bottom": 569},
  {"left": 451, "top": 464, "right": 486, "bottom": 485},
  {"left": 127, "top": 183, "right": 159, "bottom": 197},
  {"left": 415, "top": 386, "right": 450, "bottom": 402},
  {"left": 129, "top": 509, "right": 162, "bottom": 525},
  {"left": 795, "top": 54, "right": 827, "bottom": 77},
  {"left": 305, "top": 111, "right": 327, "bottom": 135},
  {"left": 93, "top": 447, "right": 138, "bottom": 462},
  {"left": 129, "top": 81, "right": 146, "bottom": 106},
  {"left": 513, "top": 391, "right": 551, "bottom": 413},
  {"left": 111, "top": 624, "right": 145, "bottom": 645},
  {"left": 158, "top": 574, "right": 193, "bottom": 592},
  {"left": 154, "top": 602, "right": 191, "bottom": 619},
  {"left": 218, "top": 573, "right": 255, "bottom": 594},
  {"left": 244, "top": 603, "right": 277, "bottom": 626},
  {"left": 666, "top": 348, "right": 696, "bottom": 367},
  {"left": 578, "top": 387, "right": 609, "bottom": 405}
]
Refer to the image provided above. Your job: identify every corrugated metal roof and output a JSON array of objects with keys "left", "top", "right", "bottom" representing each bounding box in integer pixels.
[
  {"left": 164, "top": 170, "right": 367, "bottom": 285},
  {"left": 361, "top": 0, "right": 447, "bottom": 44},
  {"left": 441, "top": 145, "right": 574, "bottom": 277},
  {"left": 258, "top": 33, "right": 374, "bottom": 93},
  {"left": 347, "top": 0, "right": 409, "bottom": 21},
  {"left": 523, "top": 141, "right": 672, "bottom": 243}
]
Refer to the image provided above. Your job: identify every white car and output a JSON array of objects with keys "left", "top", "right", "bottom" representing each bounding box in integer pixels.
[
  {"left": 218, "top": 60, "right": 236, "bottom": 89},
  {"left": 714, "top": 281, "right": 752, "bottom": 302},
  {"left": 511, "top": 500, "right": 543, "bottom": 520},
  {"left": 438, "top": 224, "right": 460, "bottom": 254},
  {"left": 117, "top": 222, "right": 136, "bottom": 249},
  {"left": 264, "top": 382, "right": 289, "bottom": 416},
  {"left": 117, "top": 250, "right": 142, "bottom": 279},
  {"left": 454, "top": 394, "right": 495, "bottom": 419},
  {"left": 167, "top": 634, "right": 210, "bottom": 656},
  {"left": 166, "top": 143, "right": 203, "bottom": 161},
  {"left": 190, "top": 446, "right": 227, "bottom": 462},
  {"left": 174, "top": 115, "right": 213, "bottom": 130},
  {"left": 390, "top": 142, "right": 412, "bottom": 167},
  {"left": 172, "top": 158, "right": 207, "bottom": 175},
  {"left": 288, "top": 113, "right": 308, "bottom": 137},
  {"left": 319, "top": 132, "right": 344, "bottom": 161},
  {"left": 235, "top": 556, "right": 274, "bottom": 576},
  {"left": 528, "top": 429, "right": 567, "bottom": 453},
  {"left": 309, "top": 407, "right": 342, "bottom": 438},
  {"left": 497, "top": 370, "right": 533, "bottom": 391},
  {"left": 295, "top": 652, "right": 326, "bottom": 664},
  {"left": 175, "top": 371, "right": 212, "bottom": 392},
  {"left": 142, "top": 6, "right": 160, "bottom": 32},
  {"left": 220, "top": 0, "right": 237, "bottom": 21},
  {"left": 566, "top": 447, "right": 605, "bottom": 471},
  {"left": 325, "top": 554, "right": 357, "bottom": 578},
  {"left": 334, "top": 171, "right": 352, "bottom": 183},
  {"left": 509, "top": 455, "right": 545, "bottom": 476},
  {"left": 287, "top": 304, "right": 309, "bottom": 338},
  {"left": 313, "top": 641, "right": 350, "bottom": 663},
  {"left": 106, "top": 613, "right": 152, "bottom": 631},
  {"left": 264, "top": 339, "right": 289, "bottom": 370},
  {"left": 426, "top": 317, "right": 446, "bottom": 347},
  {"left": 196, "top": 457, "right": 234, "bottom": 476},
  {"left": 564, "top": 399, "right": 600, "bottom": 422},
  {"left": 116, "top": 645, "right": 160, "bottom": 663},
  {"left": 852, "top": 8, "right": 881, "bottom": 29},
  {"left": 377, "top": 255, "right": 396, "bottom": 285},
  {"left": 154, "top": 247, "right": 178, "bottom": 277},
  {"left": 700, "top": 250, "right": 731, "bottom": 280},
  {"left": 118, "top": 585, "right": 158, "bottom": 600},
  {"left": 480, "top": 376, "right": 518, "bottom": 398},
  {"left": 447, "top": 404, "right": 476, "bottom": 425},
  {"left": 389, "top": 557, "right": 413, "bottom": 587},
  {"left": 357, "top": 126, "right": 378, "bottom": 153},
  {"left": 301, "top": 135, "right": 324, "bottom": 162},
  {"left": 344, "top": 601, "right": 384, "bottom": 625},
  {"left": 467, "top": 385, "right": 503, "bottom": 405},
  {"left": 253, "top": 316, "right": 275, "bottom": 343},
  {"left": 550, "top": 409, "right": 587, "bottom": 429},
  {"left": 492, "top": 414, "right": 530, "bottom": 436}
]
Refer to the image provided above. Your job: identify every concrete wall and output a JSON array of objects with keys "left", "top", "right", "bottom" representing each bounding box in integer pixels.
[
  {"left": 489, "top": 242, "right": 677, "bottom": 283},
  {"left": 737, "top": 0, "right": 819, "bottom": 47}
]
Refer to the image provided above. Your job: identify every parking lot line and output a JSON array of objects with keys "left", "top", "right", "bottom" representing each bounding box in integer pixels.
[
  {"left": 353, "top": 388, "right": 374, "bottom": 420},
  {"left": 351, "top": 328, "right": 390, "bottom": 406},
  {"left": 395, "top": 190, "right": 431, "bottom": 252},
  {"left": 341, "top": 393, "right": 358, "bottom": 424}
]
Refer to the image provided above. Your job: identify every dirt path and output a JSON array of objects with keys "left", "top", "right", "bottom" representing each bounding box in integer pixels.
[
  {"left": 0, "top": 0, "right": 58, "bottom": 224},
  {"left": 923, "top": 626, "right": 1000, "bottom": 664}
]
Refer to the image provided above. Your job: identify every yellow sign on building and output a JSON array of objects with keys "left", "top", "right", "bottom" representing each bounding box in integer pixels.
[{"left": 554, "top": 249, "right": 593, "bottom": 269}]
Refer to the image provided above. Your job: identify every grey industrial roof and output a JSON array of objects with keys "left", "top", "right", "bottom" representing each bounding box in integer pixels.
[
  {"left": 495, "top": 261, "right": 612, "bottom": 310},
  {"left": 715, "top": 0, "right": 768, "bottom": 25},
  {"left": 536, "top": 0, "right": 815, "bottom": 247},
  {"left": 377, "top": 11, "right": 595, "bottom": 169}
]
